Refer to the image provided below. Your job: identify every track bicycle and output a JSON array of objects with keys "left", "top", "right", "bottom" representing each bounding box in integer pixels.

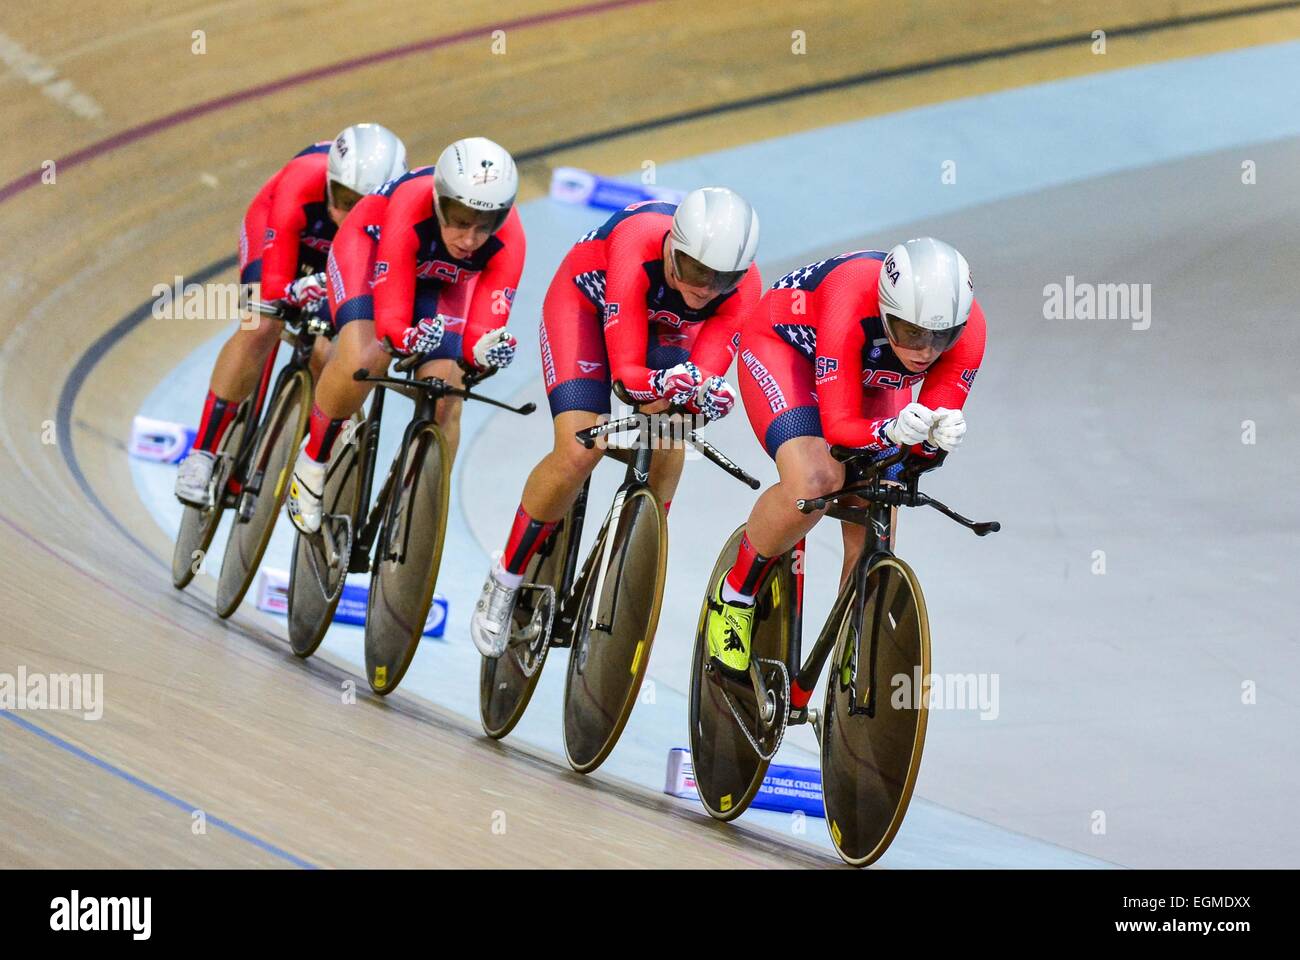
[
  {"left": 688, "top": 445, "right": 999, "bottom": 866},
  {"left": 479, "top": 410, "right": 759, "bottom": 774}
]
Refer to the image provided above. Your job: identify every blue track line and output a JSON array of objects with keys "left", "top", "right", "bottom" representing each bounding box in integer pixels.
[{"left": 1, "top": 710, "right": 317, "bottom": 869}]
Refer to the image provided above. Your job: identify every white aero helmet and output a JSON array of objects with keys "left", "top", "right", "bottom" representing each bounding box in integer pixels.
[
  {"left": 669, "top": 187, "right": 760, "bottom": 295},
  {"left": 434, "top": 137, "right": 518, "bottom": 233},
  {"left": 878, "top": 237, "right": 974, "bottom": 353},
  {"left": 327, "top": 123, "right": 408, "bottom": 204}
]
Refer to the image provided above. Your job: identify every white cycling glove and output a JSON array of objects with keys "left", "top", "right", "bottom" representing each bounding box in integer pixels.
[
  {"left": 881, "top": 402, "right": 935, "bottom": 447},
  {"left": 928, "top": 407, "right": 967, "bottom": 451}
]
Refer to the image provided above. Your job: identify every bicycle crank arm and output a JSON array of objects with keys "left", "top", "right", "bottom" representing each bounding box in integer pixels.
[{"left": 748, "top": 659, "right": 777, "bottom": 725}]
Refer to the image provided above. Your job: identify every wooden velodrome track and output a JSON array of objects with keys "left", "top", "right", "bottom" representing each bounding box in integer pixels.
[{"left": 3, "top": 1, "right": 1299, "bottom": 867}]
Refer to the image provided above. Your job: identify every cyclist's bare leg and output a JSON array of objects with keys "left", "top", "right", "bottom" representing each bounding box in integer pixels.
[
  {"left": 840, "top": 520, "right": 865, "bottom": 590},
  {"left": 422, "top": 357, "right": 465, "bottom": 461},
  {"left": 838, "top": 504, "right": 898, "bottom": 590},
  {"left": 741, "top": 436, "right": 845, "bottom": 558},
  {"left": 312, "top": 320, "right": 389, "bottom": 421},
  {"left": 518, "top": 410, "right": 606, "bottom": 522},
  {"left": 208, "top": 306, "right": 281, "bottom": 402},
  {"left": 648, "top": 443, "right": 685, "bottom": 506},
  {"left": 309, "top": 335, "right": 332, "bottom": 382}
]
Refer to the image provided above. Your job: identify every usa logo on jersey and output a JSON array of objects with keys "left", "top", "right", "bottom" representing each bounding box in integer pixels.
[{"left": 815, "top": 356, "right": 839, "bottom": 380}]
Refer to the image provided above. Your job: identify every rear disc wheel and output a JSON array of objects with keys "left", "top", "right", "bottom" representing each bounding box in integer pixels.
[
  {"left": 479, "top": 512, "right": 572, "bottom": 739},
  {"left": 688, "top": 525, "right": 793, "bottom": 821},
  {"left": 171, "top": 407, "right": 248, "bottom": 590},
  {"left": 287, "top": 419, "right": 363, "bottom": 658}
]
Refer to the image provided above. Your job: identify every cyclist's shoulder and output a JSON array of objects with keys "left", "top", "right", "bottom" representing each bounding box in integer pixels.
[
  {"left": 374, "top": 167, "right": 435, "bottom": 232},
  {"left": 376, "top": 165, "right": 434, "bottom": 200},
  {"left": 292, "top": 140, "right": 333, "bottom": 159},
  {"left": 272, "top": 149, "right": 330, "bottom": 206},
  {"left": 588, "top": 200, "right": 675, "bottom": 245},
  {"left": 772, "top": 249, "right": 886, "bottom": 295}
]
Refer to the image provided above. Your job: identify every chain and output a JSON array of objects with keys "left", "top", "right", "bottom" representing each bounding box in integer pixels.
[
  {"left": 508, "top": 582, "right": 555, "bottom": 678},
  {"left": 718, "top": 657, "right": 790, "bottom": 762},
  {"left": 305, "top": 513, "right": 351, "bottom": 604}
]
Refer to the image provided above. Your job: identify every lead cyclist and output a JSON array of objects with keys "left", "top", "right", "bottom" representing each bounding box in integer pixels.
[{"left": 703, "top": 237, "right": 987, "bottom": 681}]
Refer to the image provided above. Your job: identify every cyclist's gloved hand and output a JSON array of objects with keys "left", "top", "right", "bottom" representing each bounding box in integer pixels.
[
  {"left": 880, "top": 401, "right": 935, "bottom": 447},
  {"left": 397, "top": 316, "right": 445, "bottom": 357},
  {"left": 472, "top": 328, "right": 518, "bottom": 371},
  {"left": 284, "top": 273, "right": 327, "bottom": 309},
  {"left": 649, "top": 361, "right": 702, "bottom": 406},
  {"left": 689, "top": 376, "right": 737, "bottom": 421},
  {"left": 928, "top": 407, "right": 966, "bottom": 451}
]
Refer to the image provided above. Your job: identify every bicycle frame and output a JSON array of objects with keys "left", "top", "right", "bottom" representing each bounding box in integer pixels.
[
  {"left": 544, "top": 425, "right": 651, "bottom": 647},
  {"left": 543, "top": 410, "right": 758, "bottom": 649},
  {"left": 340, "top": 358, "right": 532, "bottom": 576},
  {"left": 342, "top": 367, "right": 445, "bottom": 575},
  {"left": 225, "top": 307, "right": 322, "bottom": 509}
]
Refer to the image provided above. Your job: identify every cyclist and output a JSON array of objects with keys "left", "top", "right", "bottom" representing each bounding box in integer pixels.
[
  {"left": 470, "top": 187, "right": 762, "bottom": 657},
  {"left": 285, "top": 137, "right": 525, "bottom": 535},
  {"left": 173, "top": 124, "right": 408, "bottom": 507},
  {"left": 703, "top": 237, "right": 987, "bottom": 678}
]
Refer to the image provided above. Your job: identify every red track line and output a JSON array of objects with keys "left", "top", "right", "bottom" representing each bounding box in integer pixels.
[{"left": 0, "top": 0, "right": 658, "bottom": 206}]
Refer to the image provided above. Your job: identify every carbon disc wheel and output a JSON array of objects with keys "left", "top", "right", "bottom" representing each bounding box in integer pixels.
[
  {"left": 821, "top": 556, "right": 930, "bottom": 867},
  {"left": 287, "top": 419, "right": 363, "bottom": 658},
  {"left": 171, "top": 406, "right": 248, "bottom": 590},
  {"left": 688, "top": 526, "right": 794, "bottom": 822}
]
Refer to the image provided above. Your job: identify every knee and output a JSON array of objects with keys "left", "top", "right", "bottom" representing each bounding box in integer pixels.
[
  {"left": 790, "top": 458, "right": 843, "bottom": 501},
  {"left": 555, "top": 435, "right": 603, "bottom": 476},
  {"left": 237, "top": 315, "right": 281, "bottom": 351},
  {"left": 360, "top": 340, "right": 391, "bottom": 376}
]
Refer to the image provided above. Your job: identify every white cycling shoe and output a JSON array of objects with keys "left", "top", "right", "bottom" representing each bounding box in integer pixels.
[
  {"left": 470, "top": 565, "right": 519, "bottom": 658},
  {"left": 286, "top": 451, "right": 326, "bottom": 535},
  {"left": 175, "top": 449, "right": 218, "bottom": 507}
]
